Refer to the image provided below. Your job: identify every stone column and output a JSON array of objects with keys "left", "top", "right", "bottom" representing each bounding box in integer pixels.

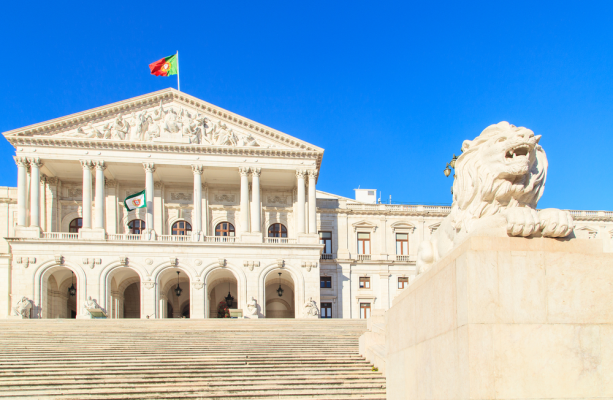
[
  {"left": 340, "top": 263, "right": 352, "bottom": 319},
  {"left": 239, "top": 167, "right": 250, "bottom": 234},
  {"left": 15, "top": 157, "right": 28, "bottom": 226},
  {"left": 308, "top": 170, "right": 317, "bottom": 234},
  {"left": 296, "top": 170, "right": 306, "bottom": 234},
  {"left": 251, "top": 168, "right": 261, "bottom": 232},
  {"left": 29, "top": 158, "right": 42, "bottom": 228},
  {"left": 143, "top": 163, "right": 155, "bottom": 238},
  {"left": 192, "top": 165, "right": 203, "bottom": 239},
  {"left": 80, "top": 160, "right": 94, "bottom": 229},
  {"left": 94, "top": 161, "right": 106, "bottom": 230},
  {"left": 39, "top": 175, "right": 47, "bottom": 232}
]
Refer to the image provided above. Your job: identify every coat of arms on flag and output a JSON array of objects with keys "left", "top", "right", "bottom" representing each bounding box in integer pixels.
[{"left": 124, "top": 190, "right": 147, "bottom": 212}]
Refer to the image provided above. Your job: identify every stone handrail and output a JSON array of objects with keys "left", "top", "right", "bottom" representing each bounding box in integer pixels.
[
  {"left": 264, "top": 237, "right": 298, "bottom": 244},
  {"left": 107, "top": 234, "right": 142, "bottom": 241},
  {"left": 42, "top": 232, "right": 79, "bottom": 240},
  {"left": 157, "top": 235, "right": 192, "bottom": 242},
  {"left": 204, "top": 236, "right": 237, "bottom": 243}
]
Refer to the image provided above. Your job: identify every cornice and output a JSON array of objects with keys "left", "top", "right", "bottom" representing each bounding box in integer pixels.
[{"left": 9, "top": 136, "right": 320, "bottom": 160}]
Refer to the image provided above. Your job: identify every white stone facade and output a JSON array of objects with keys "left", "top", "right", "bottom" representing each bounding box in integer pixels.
[{"left": 1, "top": 88, "right": 612, "bottom": 319}]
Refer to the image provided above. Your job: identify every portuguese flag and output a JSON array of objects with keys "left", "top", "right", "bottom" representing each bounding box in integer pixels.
[{"left": 149, "top": 54, "right": 178, "bottom": 76}]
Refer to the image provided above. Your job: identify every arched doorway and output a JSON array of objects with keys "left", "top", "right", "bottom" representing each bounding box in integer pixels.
[
  {"left": 207, "top": 269, "right": 238, "bottom": 318},
  {"left": 43, "top": 266, "right": 78, "bottom": 318},
  {"left": 265, "top": 269, "right": 295, "bottom": 318},
  {"left": 159, "top": 269, "right": 190, "bottom": 318},
  {"left": 108, "top": 267, "right": 141, "bottom": 318}
]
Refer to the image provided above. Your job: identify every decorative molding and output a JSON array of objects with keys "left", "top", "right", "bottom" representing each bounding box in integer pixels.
[
  {"left": 143, "top": 162, "right": 156, "bottom": 173},
  {"left": 214, "top": 194, "right": 236, "bottom": 203},
  {"left": 46, "top": 176, "right": 60, "bottom": 185},
  {"left": 243, "top": 260, "right": 260, "bottom": 271},
  {"left": 80, "top": 160, "right": 94, "bottom": 170},
  {"left": 194, "top": 259, "right": 202, "bottom": 266},
  {"left": 104, "top": 179, "right": 118, "bottom": 188},
  {"left": 154, "top": 181, "right": 163, "bottom": 189},
  {"left": 191, "top": 164, "right": 204, "bottom": 175},
  {"left": 15, "top": 257, "right": 36, "bottom": 268},
  {"left": 119, "top": 256, "right": 128, "bottom": 266},
  {"left": 192, "top": 278, "right": 204, "bottom": 290},
  {"left": 296, "top": 169, "right": 306, "bottom": 179},
  {"left": 276, "top": 259, "right": 284, "bottom": 269},
  {"left": 145, "top": 258, "right": 153, "bottom": 265},
  {"left": 94, "top": 161, "right": 106, "bottom": 170},
  {"left": 251, "top": 167, "right": 261, "bottom": 177},
  {"left": 170, "top": 192, "right": 192, "bottom": 201},
  {"left": 218, "top": 258, "right": 226, "bottom": 267},
  {"left": 239, "top": 166, "right": 250, "bottom": 177},
  {"left": 82, "top": 258, "right": 102, "bottom": 269},
  {"left": 169, "top": 257, "right": 178, "bottom": 267},
  {"left": 352, "top": 220, "right": 378, "bottom": 233},
  {"left": 14, "top": 156, "right": 28, "bottom": 167},
  {"left": 28, "top": 157, "right": 43, "bottom": 168},
  {"left": 54, "top": 255, "right": 64, "bottom": 265},
  {"left": 301, "top": 261, "right": 318, "bottom": 272}
]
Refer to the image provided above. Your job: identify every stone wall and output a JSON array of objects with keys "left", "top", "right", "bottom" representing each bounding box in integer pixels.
[{"left": 378, "top": 236, "right": 613, "bottom": 400}]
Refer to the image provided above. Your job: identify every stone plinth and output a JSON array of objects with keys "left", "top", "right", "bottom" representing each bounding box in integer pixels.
[{"left": 383, "top": 236, "right": 613, "bottom": 400}]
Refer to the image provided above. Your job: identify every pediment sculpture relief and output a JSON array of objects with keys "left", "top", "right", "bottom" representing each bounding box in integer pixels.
[{"left": 44, "top": 101, "right": 274, "bottom": 148}]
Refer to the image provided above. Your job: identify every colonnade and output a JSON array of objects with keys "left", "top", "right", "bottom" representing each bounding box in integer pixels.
[{"left": 14, "top": 157, "right": 318, "bottom": 238}]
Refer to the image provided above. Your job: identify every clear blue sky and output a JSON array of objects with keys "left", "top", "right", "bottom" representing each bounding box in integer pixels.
[{"left": 1, "top": 1, "right": 611, "bottom": 210}]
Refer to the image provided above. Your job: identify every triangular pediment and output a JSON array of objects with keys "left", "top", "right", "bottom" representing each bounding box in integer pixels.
[
  {"left": 352, "top": 220, "right": 378, "bottom": 232},
  {"left": 3, "top": 88, "right": 323, "bottom": 161}
]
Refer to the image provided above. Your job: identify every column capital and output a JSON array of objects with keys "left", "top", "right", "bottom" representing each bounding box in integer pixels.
[
  {"left": 239, "top": 166, "right": 250, "bottom": 177},
  {"left": 28, "top": 157, "right": 43, "bottom": 168},
  {"left": 46, "top": 177, "right": 60, "bottom": 185},
  {"left": 94, "top": 161, "right": 106, "bottom": 171},
  {"left": 143, "top": 163, "right": 156, "bottom": 173},
  {"left": 191, "top": 164, "right": 204, "bottom": 175},
  {"left": 39, "top": 175, "right": 47, "bottom": 184},
  {"left": 296, "top": 169, "right": 306, "bottom": 179},
  {"left": 14, "top": 156, "right": 29, "bottom": 167},
  {"left": 251, "top": 167, "right": 261, "bottom": 177},
  {"left": 80, "top": 160, "right": 94, "bottom": 170},
  {"left": 307, "top": 170, "right": 318, "bottom": 180},
  {"left": 105, "top": 179, "right": 118, "bottom": 188}
]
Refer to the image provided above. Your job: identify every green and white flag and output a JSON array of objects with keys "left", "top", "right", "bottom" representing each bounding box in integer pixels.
[{"left": 124, "top": 190, "right": 146, "bottom": 212}]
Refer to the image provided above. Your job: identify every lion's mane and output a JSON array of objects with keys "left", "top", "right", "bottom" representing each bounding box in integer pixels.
[{"left": 450, "top": 122, "right": 548, "bottom": 233}]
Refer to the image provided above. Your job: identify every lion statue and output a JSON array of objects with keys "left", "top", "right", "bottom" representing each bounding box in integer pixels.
[{"left": 417, "top": 122, "right": 574, "bottom": 274}]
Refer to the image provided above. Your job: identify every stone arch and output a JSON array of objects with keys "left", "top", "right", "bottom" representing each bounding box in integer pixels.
[
  {"left": 154, "top": 262, "right": 196, "bottom": 319},
  {"left": 210, "top": 215, "right": 237, "bottom": 234},
  {"left": 201, "top": 262, "right": 246, "bottom": 318},
  {"left": 120, "top": 208, "right": 149, "bottom": 233},
  {"left": 168, "top": 216, "right": 194, "bottom": 235},
  {"left": 264, "top": 213, "right": 290, "bottom": 237},
  {"left": 60, "top": 211, "right": 83, "bottom": 233},
  {"left": 98, "top": 261, "right": 148, "bottom": 313},
  {"left": 258, "top": 263, "right": 304, "bottom": 318},
  {"left": 34, "top": 260, "right": 87, "bottom": 319}
]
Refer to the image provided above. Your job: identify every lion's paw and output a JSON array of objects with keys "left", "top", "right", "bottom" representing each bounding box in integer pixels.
[
  {"left": 503, "top": 207, "right": 540, "bottom": 237},
  {"left": 538, "top": 208, "right": 574, "bottom": 238}
]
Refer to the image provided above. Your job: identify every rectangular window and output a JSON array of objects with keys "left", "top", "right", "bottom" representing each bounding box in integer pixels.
[
  {"left": 321, "top": 302, "right": 332, "bottom": 318},
  {"left": 359, "top": 277, "right": 371, "bottom": 289},
  {"left": 357, "top": 232, "right": 370, "bottom": 255},
  {"left": 319, "top": 231, "right": 332, "bottom": 254},
  {"left": 398, "top": 277, "right": 409, "bottom": 289},
  {"left": 360, "top": 303, "right": 371, "bottom": 319},
  {"left": 320, "top": 276, "right": 332, "bottom": 288},
  {"left": 396, "top": 233, "right": 409, "bottom": 255}
]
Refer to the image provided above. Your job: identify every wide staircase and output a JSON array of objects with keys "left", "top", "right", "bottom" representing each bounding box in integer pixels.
[{"left": 0, "top": 319, "right": 386, "bottom": 400}]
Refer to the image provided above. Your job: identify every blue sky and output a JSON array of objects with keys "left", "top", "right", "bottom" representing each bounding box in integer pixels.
[{"left": 1, "top": 1, "right": 611, "bottom": 210}]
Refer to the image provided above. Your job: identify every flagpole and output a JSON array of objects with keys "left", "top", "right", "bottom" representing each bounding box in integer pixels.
[{"left": 176, "top": 51, "right": 180, "bottom": 92}]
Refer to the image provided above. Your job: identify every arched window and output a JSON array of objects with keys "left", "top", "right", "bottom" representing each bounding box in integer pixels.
[
  {"left": 128, "top": 219, "right": 146, "bottom": 234},
  {"left": 215, "top": 222, "right": 235, "bottom": 237},
  {"left": 172, "top": 221, "right": 192, "bottom": 236},
  {"left": 69, "top": 218, "right": 82, "bottom": 233},
  {"left": 268, "top": 223, "right": 288, "bottom": 238}
]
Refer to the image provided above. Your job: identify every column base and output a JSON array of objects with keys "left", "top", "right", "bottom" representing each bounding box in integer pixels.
[
  {"left": 241, "top": 232, "right": 263, "bottom": 243},
  {"left": 142, "top": 230, "right": 157, "bottom": 241},
  {"left": 297, "top": 233, "right": 319, "bottom": 244},
  {"left": 15, "top": 226, "right": 41, "bottom": 239},
  {"left": 79, "top": 228, "right": 106, "bottom": 240}
]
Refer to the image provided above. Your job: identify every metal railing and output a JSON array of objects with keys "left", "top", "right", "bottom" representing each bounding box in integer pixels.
[{"left": 320, "top": 253, "right": 335, "bottom": 260}]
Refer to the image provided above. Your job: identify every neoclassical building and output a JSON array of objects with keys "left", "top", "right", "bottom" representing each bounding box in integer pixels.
[{"left": 1, "top": 89, "right": 612, "bottom": 319}]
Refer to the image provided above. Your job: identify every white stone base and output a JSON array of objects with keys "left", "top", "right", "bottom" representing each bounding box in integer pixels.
[
  {"left": 79, "top": 228, "right": 106, "bottom": 240},
  {"left": 376, "top": 236, "right": 613, "bottom": 400},
  {"left": 15, "top": 226, "right": 41, "bottom": 239}
]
